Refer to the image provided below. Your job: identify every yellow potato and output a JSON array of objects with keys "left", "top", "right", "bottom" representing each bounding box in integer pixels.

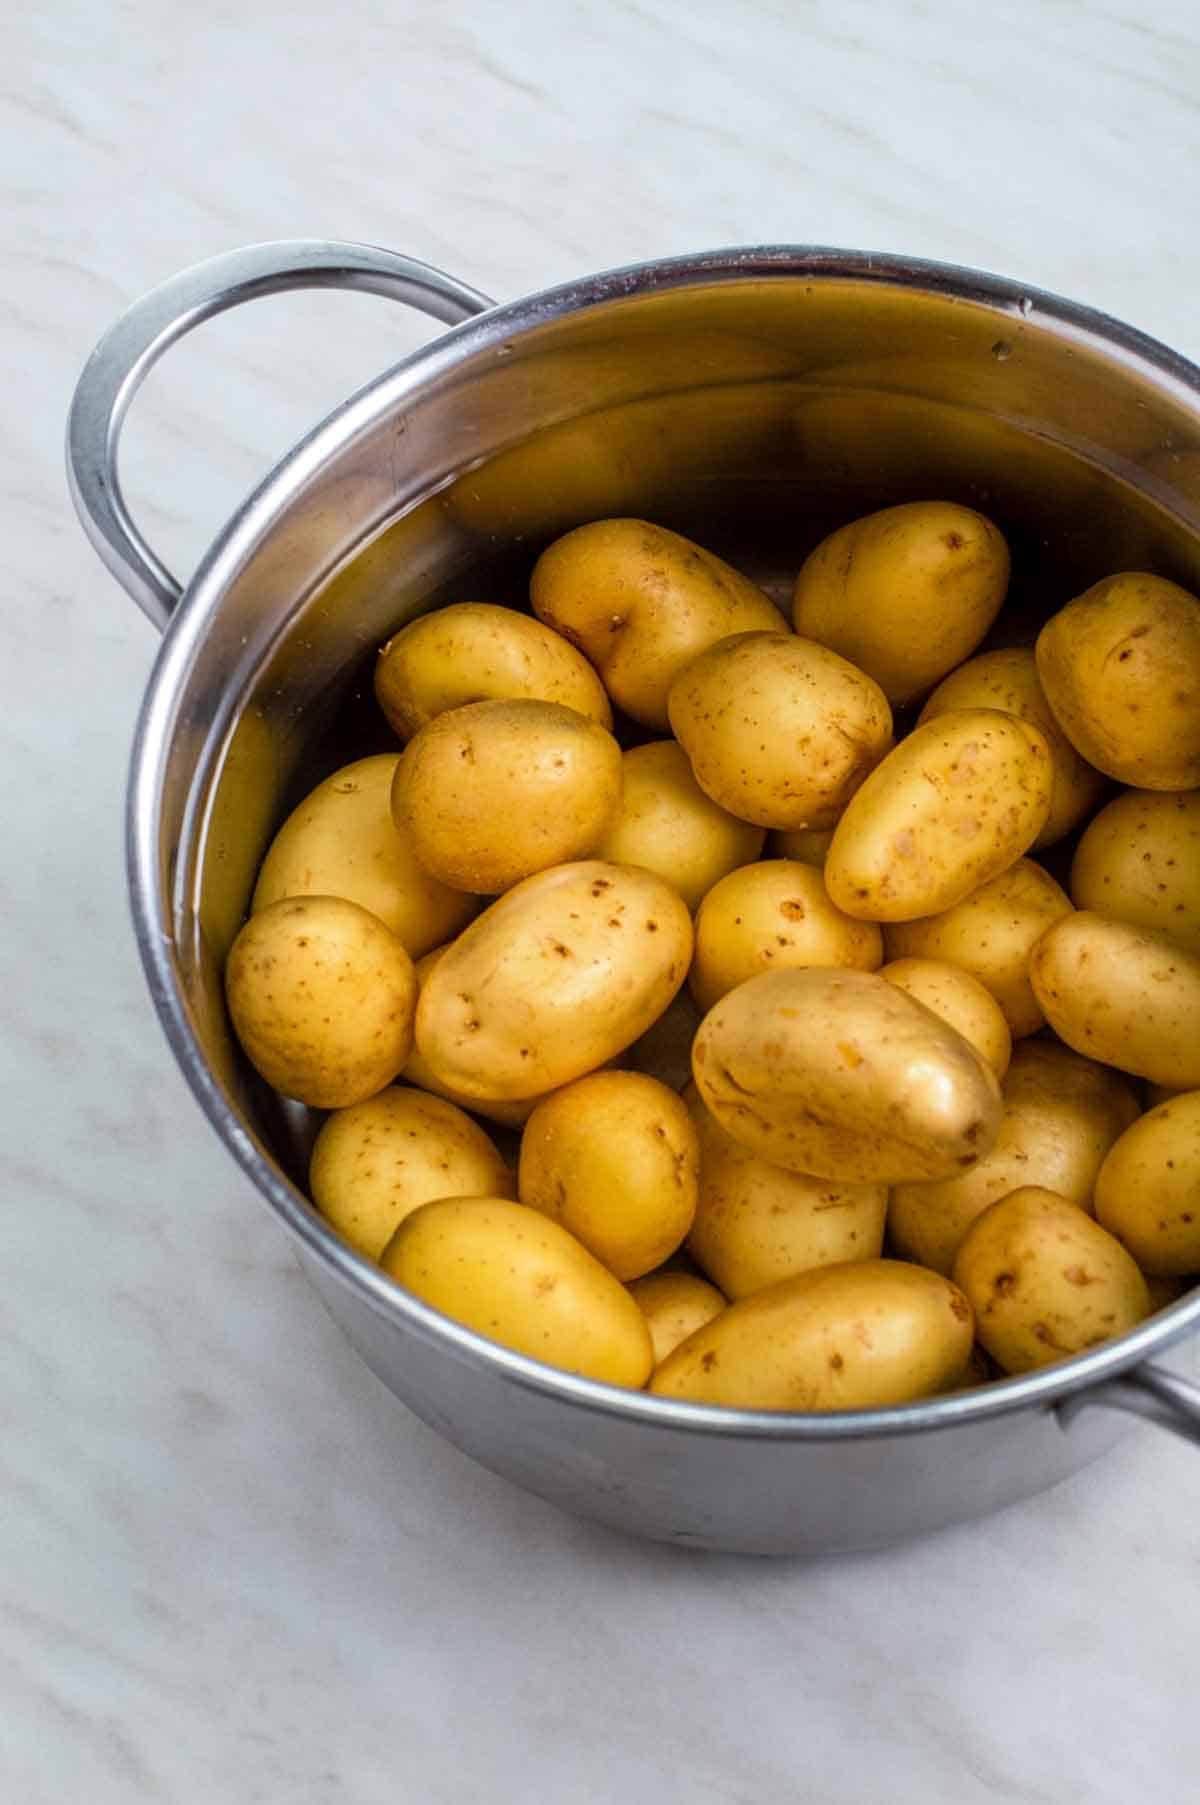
[
  {"left": 530, "top": 518, "right": 787, "bottom": 730},
  {"left": 374, "top": 601, "right": 613, "bottom": 739},
  {"left": 879, "top": 958, "right": 1011, "bottom": 1080},
  {"left": 917, "top": 647, "right": 1107, "bottom": 847},
  {"left": 1095, "top": 1091, "right": 1200, "bottom": 1276},
  {"left": 415, "top": 860, "right": 693, "bottom": 1101},
  {"left": 624, "top": 987, "right": 704, "bottom": 1093},
  {"left": 401, "top": 946, "right": 543, "bottom": 1128},
  {"left": 380, "top": 1196, "right": 654, "bottom": 1387},
  {"left": 594, "top": 740, "right": 765, "bottom": 912},
  {"left": 1029, "top": 913, "right": 1200, "bottom": 1088},
  {"left": 1036, "top": 572, "right": 1200, "bottom": 788},
  {"left": 954, "top": 1186, "right": 1150, "bottom": 1374},
  {"left": 649, "top": 1260, "right": 974, "bottom": 1410},
  {"left": 791, "top": 500, "right": 1010, "bottom": 705},
  {"left": 689, "top": 860, "right": 883, "bottom": 1013},
  {"left": 889, "top": 1039, "right": 1141, "bottom": 1275},
  {"left": 684, "top": 1084, "right": 887, "bottom": 1297},
  {"left": 391, "top": 700, "right": 622, "bottom": 893},
  {"left": 1070, "top": 789, "right": 1200, "bottom": 956},
  {"left": 770, "top": 825, "right": 836, "bottom": 867},
  {"left": 310, "top": 1085, "right": 513, "bottom": 1260},
  {"left": 667, "top": 631, "right": 893, "bottom": 831},
  {"left": 518, "top": 1071, "right": 699, "bottom": 1280},
  {"left": 225, "top": 896, "right": 416, "bottom": 1108},
  {"left": 825, "top": 710, "right": 1052, "bottom": 922},
  {"left": 691, "top": 967, "right": 1002, "bottom": 1183},
  {"left": 252, "top": 755, "right": 477, "bottom": 957},
  {"left": 627, "top": 1271, "right": 726, "bottom": 1365},
  {"left": 883, "top": 858, "right": 1073, "bottom": 1039}
]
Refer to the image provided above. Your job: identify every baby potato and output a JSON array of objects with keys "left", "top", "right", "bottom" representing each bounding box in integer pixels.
[
  {"left": 416, "top": 861, "right": 693, "bottom": 1101},
  {"left": 374, "top": 601, "right": 612, "bottom": 739},
  {"left": 692, "top": 967, "right": 1001, "bottom": 1184},
  {"left": 668, "top": 631, "right": 894, "bottom": 831},
  {"left": 391, "top": 700, "right": 622, "bottom": 893},
  {"left": 917, "top": 647, "right": 1107, "bottom": 847},
  {"left": 381, "top": 1196, "right": 654, "bottom": 1387},
  {"left": 401, "top": 946, "right": 543, "bottom": 1128},
  {"left": 689, "top": 860, "right": 883, "bottom": 1014},
  {"left": 770, "top": 825, "right": 837, "bottom": 867},
  {"left": 826, "top": 710, "right": 1052, "bottom": 922},
  {"left": 252, "top": 755, "right": 477, "bottom": 957},
  {"left": 310, "top": 1084, "right": 513, "bottom": 1260},
  {"left": 225, "top": 896, "right": 416, "bottom": 1108},
  {"left": 1035, "top": 572, "right": 1200, "bottom": 788},
  {"left": 883, "top": 858, "right": 1073, "bottom": 1039},
  {"left": 649, "top": 1260, "right": 974, "bottom": 1410},
  {"left": 594, "top": 740, "right": 765, "bottom": 911},
  {"left": 1094, "top": 1091, "right": 1200, "bottom": 1275},
  {"left": 530, "top": 518, "right": 787, "bottom": 730},
  {"left": 1070, "top": 789, "right": 1200, "bottom": 956},
  {"left": 624, "top": 987, "right": 704, "bottom": 1093},
  {"left": 791, "top": 500, "right": 1010, "bottom": 705},
  {"left": 627, "top": 1271, "right": 726, "bottom": 1365},
  {"left": 879, "top": 958, "right": 1012, "bottom": 1079},
  {"left": 954, "top": 1187, "right": 1150, "bottom": 1374},
  {"left": 1030, "top": 913, "right": 1200, "bottom": 1088},
  {"left": 685, "top": 1084, "right": 887, "bottom": 1297},
  {"left": 889, "top": 1039, "right": 1141, "bottom": 1275}
]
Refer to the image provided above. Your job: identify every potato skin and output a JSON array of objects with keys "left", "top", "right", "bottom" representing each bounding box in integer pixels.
[
  {"left": 628, "top": 1271, "right": 726, "bottom": 1366},
  {"left": 225, "top": 896, "right": 416, "bottom": 1108},
  {"left": 825, "top": 710, "right": 1052, "bottom": 923},
  {"left": 252, "top": 755, "right": 477, "bottom": 957},
  {"left": 594, "top": 740, "right": 765, "bottom": 912},
  {"left": 375, "top": 601, "right": 613, "bottom": 739},
  {"left": 1029, "top": 913, "right": 1200, "bottom": 1088},
  {"left": 879, "top": 958, "right": 1012, "bottom": 1080},
  {"left": 1035, "top": 572, "right": 1200, "bottom": 788},
  {"left": 691, "top": 967, "right": 1002, "bottom": 1183},
  {"left": 391, "top": 700, "right": 622, "bottom": 894},
  {"left": 791, "top": 500, "right": 1010, "bottom": 705},
  {"left": 649, "top": 1260, "right": 974, "bottom": 1410},
  {"left": 1070, "top": 789, "right": 1200, "bottom": 957},
  {"left": 530, "top": 518, "right": 786, "bottom": 730},
  {"left": 415, "top": 861, "right": 693, "bottom": 1101},
  {"left": 310, "top": 1085, "right": 513, "bottom": 1260},
  {"left": 689, "top": 860, "right": 883, "bottom": 1013},
  {"left": 667, "top": 631, "right": 893, "bottom": 831},
  {"left": 1095, "top": 1092, "right": 1200, "bottom": 1276},
  {"left": 954, "top": 1187, "right": 1150, "bottom": 1375},
  {"left": 401, "top": 946, "right": 543, "bottom": 1128},
  {"left": 380, "top": 1196, "right": 654, "bottom": 1388}
]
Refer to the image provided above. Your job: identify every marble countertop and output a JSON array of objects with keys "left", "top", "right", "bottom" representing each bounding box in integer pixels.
[{"left": 9, "top": 2, "right": 1200, "bottom": 1798}]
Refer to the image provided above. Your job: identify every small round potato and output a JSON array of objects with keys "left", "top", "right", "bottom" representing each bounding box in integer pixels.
[
  {"left": 825, "top": 710, "right": 1052, "bottom": 923},
  {"left": 375, "top": 601, "right": 613, "bottom": 739},
  {"left": 1094, "top": 1091, "right": 1200, "bottom": 1276},
  {"left": 1030, "top": 913, "right": 1200, "bottom": 1089},
  {"left": 401, "top": 946, "right": 544, "bottom": 1128},
  {"left": 649, "top": 1260, "right": 974, "bottom": 1410},
  {"left": 879, "top": 958, "right": 1012, "bottom": 1080},
  {"left": 770, "top": 825, "right": 837, "bottom": 867},
  {"left": 310, "top": 1085, "right": 514, "bottom": 1260},
  {"left": 594, "top": 740, "right": 765, "bottom": 912},
  {"left": 530, "top": 518, "right": 787, "bottom": 730},
  {"left": 225, "top": 896, "right": 417, "bottom": 1108},
  {"left": 1035, "top": 572, "right": 1200, "bottom": 788},
  {"left": 791, "top": 500, "right": 1010, "bottom": 705},
  {"left": 252, "top": 755, "right": 477, "bottom": 957},
  {"left": 689, "top": 860, "right": 883, "bottom": 1013},
  {"left": 628, "top": 1271, "right": 726, "bottom": 1366},
  {"left": 691, "top": 967, "right": 1002, "bottom": 1184},
  {"left": 1070, "top": 788, "right": 1200, "bottom": 956},
  {"left": 380, "top": 1196, "right": 654, "bottom": 1388},
  {"left": 667, "top": 631, "right": 893, "bottom": 831},
  {"left": 954, "top": 1187, "right": 1150, "bottom": 1374}
]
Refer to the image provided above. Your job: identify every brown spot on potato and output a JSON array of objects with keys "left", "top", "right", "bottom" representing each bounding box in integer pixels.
[{"left": 700, "top": 1351, "right": 718, "bottom": 1373}]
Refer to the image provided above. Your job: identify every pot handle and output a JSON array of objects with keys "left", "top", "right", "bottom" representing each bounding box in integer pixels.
[
  {"left": 1057, "top": 1360, "right": 1200, "bottom": 1449},
  {"left": 65, "top": 239, "right": 494, "bottom": 631}
]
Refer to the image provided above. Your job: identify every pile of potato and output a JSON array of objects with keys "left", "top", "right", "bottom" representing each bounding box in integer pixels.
[{"left": 224, "top": 504, "right": 1200, "bottom": 1412}]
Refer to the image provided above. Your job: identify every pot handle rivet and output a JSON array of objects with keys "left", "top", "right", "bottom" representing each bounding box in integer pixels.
[{"left": 1057, "top": 1359, "right": 1200, "bottom": 1450}]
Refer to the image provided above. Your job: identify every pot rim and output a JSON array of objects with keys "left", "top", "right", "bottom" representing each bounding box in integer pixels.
[{"left": 127, "top": 242, "right": 1200, "bottom": 1442}]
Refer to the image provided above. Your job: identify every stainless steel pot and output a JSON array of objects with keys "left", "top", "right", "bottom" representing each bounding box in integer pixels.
[{"left": 68, "top": 239, "right": 1200, "bottom": 1554}]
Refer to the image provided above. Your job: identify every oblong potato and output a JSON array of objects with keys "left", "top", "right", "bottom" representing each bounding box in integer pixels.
[
  {"left": 954, "top": 1187, "right": 1150, "bottom": 1374},
  {"left": 667, "top": 631, "right": 893, "bottom": 831},
  {"left": 380, "top": 1196, "right": 654, "bottom": 1387},
  {"left": 879, "top": 958, "right": 1012, "bottom": 1079},
  {"left": 627, "top": 1271, "right": 726, "bottom": 1366},
  {"left": 530, "top": 518, "right": 787, "bottom": 730},
  {"left": 1070, "top": 788, "right": 1200, "bottom": 957},
  {"left": 825, "top": 710, "right": 1052, "bottom": 922},
  {"left": 649, "top": 1260, "right": 974, "bottom": 1410},
  {"left": 689, "top": 860, "right": 883, "bottom": 1013},
  {"left": 691, "top": 967, "right": 1002, "bottom": 1183},
  {"left": 415, "top": 861, "right": 693, "bottom": 1101},
  {"left": 1029, "top": 913, "right": 1200, "bottom": 1088},
  {"left": 594, "top": 740, "right": 765, "bottom": 912},
  {"left": 791, "top": 500, "right": 1010, "bottom": 705},
  {"left": 400, "top": 946, "right": 543, "bottom": 1128},
  {"left": 1094, "top": 1091, "right": 1200, "bottom": 1276}
]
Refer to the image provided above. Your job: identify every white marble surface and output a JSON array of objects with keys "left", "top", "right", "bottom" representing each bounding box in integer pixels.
[{"left": 8, "top": 1, "right": 1200, "bottom": 1798}]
